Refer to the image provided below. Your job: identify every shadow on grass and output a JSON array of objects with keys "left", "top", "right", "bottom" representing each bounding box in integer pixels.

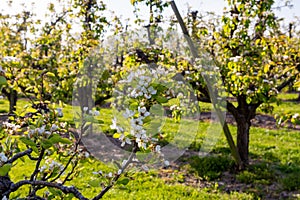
[{"left": 176, "top": 146, "right": 300, "bottom": 199}]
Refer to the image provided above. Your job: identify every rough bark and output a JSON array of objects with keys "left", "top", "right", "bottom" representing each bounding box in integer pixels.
[
  {"left": 236, "top": 117, "right": 251, "bottom": 165},
  {"left": 227, "top": 96, "right": 259, "bottom": 168},
  {"left": 2, "top": 88, "right": 18, "bottom": 114}
]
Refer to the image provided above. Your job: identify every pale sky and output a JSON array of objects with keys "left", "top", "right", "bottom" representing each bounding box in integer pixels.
[{"left": 1, "top": 0, "right": 299, "bottom": 30}]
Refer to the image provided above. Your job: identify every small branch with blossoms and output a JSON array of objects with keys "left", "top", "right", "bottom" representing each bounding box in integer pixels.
[
  {"left": 0, "top": 105, "right": 90, "bottom": 199},
  {"left": 5, "top": 180, "right": 88, "bottom": 200},
  {"left": 1, "top": 63, "right": 190, "bottom": 199}
]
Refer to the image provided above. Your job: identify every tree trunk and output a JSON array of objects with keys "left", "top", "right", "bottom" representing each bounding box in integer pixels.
[
  {"left": 2, "top": 87, "right": 18, "bottom": 114},
  {"left": 9, "top": 89, "right": 18, "bottom": 114},
  {"left": 3, "top": 88, "right": 18, "bottom": 114},
  {"left": 227, "top": 97, "right": 259, "bottom": 169},
  {"left": 236, "top": 117, "right": 251, "bottom": 166}
]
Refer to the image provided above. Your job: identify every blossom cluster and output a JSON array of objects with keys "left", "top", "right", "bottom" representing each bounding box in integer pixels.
[
  {"left": 83, "top": 107, "right": 100, "bottom": 116},
  {"left": 27, "top": 123, "right": 59, "bottom": 138},
  {"left": 2, "top": 122, "right": 21, "bottom": 135},
  {"left": 110, "top": 106, "right": 153, "bottom": 150},
  {"left": 124, "top": 69, "right": 157, "bottom": 99},
  {"left": 111, "top": 65, "right": 171, "bottom": 153},
  {"left": 39, "top": 159, "right": 64, "bottom": 174}
]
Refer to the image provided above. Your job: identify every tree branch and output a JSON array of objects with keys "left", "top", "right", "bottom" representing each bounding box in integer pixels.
[
  {"left": 7, "top": 148, "right": 33, "bottom": 164},
  {"left": 4, "top": 180, "right": 88, "bottom": 200},
  {"left": 276, "top": 75, "right": 297, "bottom": 92},
  {"left": 92, "top": 145, "right": 138, "bottom": 200}
]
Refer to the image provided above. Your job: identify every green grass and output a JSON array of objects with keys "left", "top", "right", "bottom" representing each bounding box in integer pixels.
[
  {"left": 1, "top": 97, "right": 300, "bottom": 199},
  {"left": 267, "top": 92, "right": 300, "bottom": 115}
]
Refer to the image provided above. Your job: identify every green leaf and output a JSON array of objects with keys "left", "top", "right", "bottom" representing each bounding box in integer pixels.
[
  {"left": 129, "top": 101, "right": 139, "bottom": 110},
  {"left": 41, "top": 139, "right": 53, "bottom": 149},
  {"left": 101, "top": 70, "right": 110, "bottom": 80},
  {"left": 143, "top": 116, "right": 151, "bottom": 124},
  {"left": 0, "top": 76, "right": 7, "bottom": 85},
  {"left": 96, "top": 119, "right": 104, "bottom": 124},
  {"left": 46, "top": 72, "right": 56, "bottom": 77},
  {"left": 88, "top": 179, "right": 101, "bottom": 187},
  {"left": 58, "top": 138, "right": 72, "bottom": 144},
  {"left": 0, "top": 163, "right": 12, "bottom": 176},
  {"left": 155, "top": 96, "right": 168, "bottom": 103},
  {"left": 117, "top": 177, "right": 130, "bottom": 185},
  {"left": 150, "top": 104, "right": 164, "bottom": 116},
  {"left": 49, "top": 134, "right": 72, "bottom": 144},
  {"left": 20, "top": 137, "right": 37, "bottom": 147},
  {"left": 32, "top": 146, "right": 39, "bottom": 154}
]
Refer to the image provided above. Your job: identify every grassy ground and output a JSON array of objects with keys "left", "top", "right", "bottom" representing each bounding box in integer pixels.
[{"left": 1, "top": 94, "right": 300, "bottom": 199}]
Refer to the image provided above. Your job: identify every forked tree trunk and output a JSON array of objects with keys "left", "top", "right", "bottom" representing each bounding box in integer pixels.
[{"left": 228, "top": 98, "right": 258, "bottom": 169}]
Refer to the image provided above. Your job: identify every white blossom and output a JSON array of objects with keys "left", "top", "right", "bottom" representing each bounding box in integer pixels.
[
  {"left": 36, "top": 125, "right": 46, "bottom": 135},
  {"left": 0, "top": 66, "right": 5, "bottom": 73},
  {"left": 49, "top": 160, "right": 64, "bottom": 172},
  {"left": 2, "top": 196, "right": 8, "bottom": 200},
  {"left": 93, "top": 110, "right": 100, "bottom": 116},
  {"left": 110, "top": 117, "right": 124, "bottom": 133},
  {"left": 28, "top": 129, "right": 35, "bottom": 138},
  {"left": 45, "top": 131, "right": 51, "bottom": 136},
  {"left": 283, "top": 55, "right": 289, "bottom": 60},
  {"left": 121, "top": 137, "right": 132, "bottom": 147},
  {"left": 50, "top": 124, "right": 58, "bottom": 132},
  {"left": 164, "top": 160, "right": 170, "bottom": 166},
  {"left": 141, "top": 165, "right": 149, "bottom": 171},
  {"left": 229, "top": 56, "right": 242, "bottom": 62},
  {"left": 148, "top": 86, "right": 157, "bottom": 94},
  {"left": 60, "top": 122, "right": 67, "bottom": 128},
  {"left": 3, "top": 122, "right": 21, "bottom": 133},
  {"left": 40, "top": 165, "right": 47, "bottom": 172},
  {"left": 3, "top": 56, "right": 19, "bottom": 62},
  {"left": 155, "top": 145, "right": 161, "bottom": 153},
  {"left": 121, "top": 159, "right": 127, "bottom": 168},
  {"left": 131, "top": 117, "right": 143, "bottom": 126},
  {"left": 110, "top": 117, "right": 118, "bottom": 130},
  {"left": 84, "top": 152, "right": 90, "bottom": 158},
  {"left": 123, "top": 108, "right": 135, "bottom": 119},
  {"left": 0, "top": 152, "right": 8, "bottom": 163},
  {"left": 56, "top": 108, "right": 63, "bottom": 117},
  {"left": 92, "top": 170, "right": 103, "bottom": 175},
  {"left": 292, "top": 113, "right": 299, "bottom": 119},
  {"left": 138, "top": 107, "right": 150, "bottom": 118}
]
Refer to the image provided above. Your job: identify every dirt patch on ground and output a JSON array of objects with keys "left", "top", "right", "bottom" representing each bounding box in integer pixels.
[
  {"left": 199, "top": 111, "right": 300, "bottom": 130},
  {"left": 159, "top": 153, "right": 300, "bottom": 200}
]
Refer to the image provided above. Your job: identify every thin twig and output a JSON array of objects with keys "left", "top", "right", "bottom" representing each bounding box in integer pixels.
[{"left": 92, "top": 146, "right": 138, "bottom": 200}]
